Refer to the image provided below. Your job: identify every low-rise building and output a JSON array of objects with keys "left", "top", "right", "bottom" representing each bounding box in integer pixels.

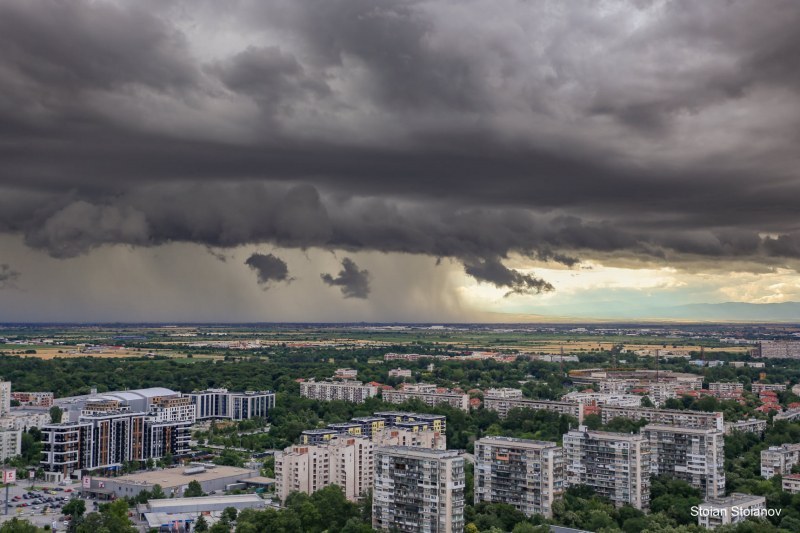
[
  {"left": 334, "top": 368, "right": 358, "bottom": 380},
  {"left": 474, "top": 436, "right": 563, "bottom": 518},
  {"left": 752, "top": 382, "right": 788, "bottom": 394},
  {"left": 138, "top": 494, "right": 266, "bottom": 532},
  {"left": 724, "top": 418, "right": 767, "bottom": 435},
  {"left": 708, "top": 382, "right": 743, "bottom": 394},
  {"left": 11, "top": 391, "right": 54, "bottom": 408},
  {"left": 387, "top": 368, "right": 412, "bottom": 379},
  {"left": 84, "top": 465, "right": 257, "bottom": 499},
  {"left": 373, "top": 447, "right": 465, "bottom": 533},
  {"left": 697, "top": 493, "right": 766, "bottom": 529},
  {"left": 782, "top": 473, "right": 800, "bottom": 494},
  {"left": 484, "top": 388, "right": 524, "bottom": 399},
  {"left": 561, "top": 391, "right": 642, "bottom": 407},
  {"left": 0, "top": 408, "right": 53, "bottom": 431},
  {"left": 300, "top": 380, "right": 379, "bottom": 403},
  {"left": 761, "top": 443, "right": 800, "bottom": 478}
]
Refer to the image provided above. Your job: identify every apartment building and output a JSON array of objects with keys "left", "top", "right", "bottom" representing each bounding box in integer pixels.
[
  {"left": 484, "top": 388, "right": 524, "bottom": 399},
  {"left": 302, "top": 412, "right": 447, "bottom": 449},
  {"left": 723, "top": 418, "right": 766, "bottom": 435},
  {"left": 761, "top": 443, "right": 800, "bottom": 478},
  {"left": 759, "top": 341, "right": 800, "bottom": 359},
  {"left": 751, "top": 382, "right": 788, "bottom": 394},
  {"left": 11, "top": 391, "right": 54, "bottom": 408},
  {"left": 599, "top": 406, "right": 724, "bottom": 431},
  {"left": 484, "top": 398, "right": 583, "bottom": 420},
  {"left": 334, "top": 368, "right": 358, "bottom": 379},
  {"left": 388, "top": 368, "right": 412, "bottom": 379},
  {"left": 373, "top": 447, "right": 465, "bottom": 533},
  {"left": 0, "top": 409, "right": 53, "bottom": 431},
  {"left": 697, "top": 493, "right": 766, "bottom": 529},
  {"left": 41, "top": 388, "right": 195, "bottom": 480},
  {"left": 0, "top": 380, "right": 10, "bottom": 416},
  {"left": 382, "top": 386, "right": 469, "bottom": 411},
  {"left": 0, "top": 429, "right": 21, "bottom": 462},
  {"left": 275, "top": 436, "right": 373, "bottom": 502},
  {"left": 186, "top": 388, "right": 275, "bottom": 421},
  {"left": 300, "top": 379, "right": 379, "bottom": 403},
  {"left": 561, "top": 391, "right": 642, "bottom": 407},
  {"left": 643, "top": 424, "right": 726, "bottom": 499},
  {"left": 708, "top": 382, "right": 743, "bottom": 395},
  {"left": 563, "top": 426, "right": 650, "bottom": 510},
  {"left": 474, "top": 436, "right": 563, "bottom": 518}
]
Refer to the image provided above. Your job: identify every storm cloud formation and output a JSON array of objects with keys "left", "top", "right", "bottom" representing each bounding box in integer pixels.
[
  {"left": 1, "top": 0, "right": 800, "bottom": 294},
  {"left": 0, "top": 264, "right": 20, "bottom": 290},
  {"left": 245, "top": 253, "right": 292, "bottom": 287},
  {"left": 321, "top": 258, "right": 371, "bottom": 299}
]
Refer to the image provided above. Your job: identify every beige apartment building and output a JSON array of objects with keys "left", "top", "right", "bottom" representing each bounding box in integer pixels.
[
  {"left": 373, "top": 446, "right": 465, "bottom": 533},
  {"left": 382, "top": 386, "right": 469, "bottom": 411},
  {"left": 643, "top": 424, "right": 726, "bottom": 499},
  {"left": 563, "top": 426, "right": 650, "bottom": 510},
  {"left": 275, "top": 436, "right": 374, "bottom": 502},
  {"left": 761, "top": 443, "right": 800, "bottom": 478},
  {"left": 300, "top": 379, "right": 379, "bottom": 403},
  {"left": 474, "top": 436, "right": 563, "bottom": 518}
]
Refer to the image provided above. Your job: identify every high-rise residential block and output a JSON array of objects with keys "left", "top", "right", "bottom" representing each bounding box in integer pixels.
[
  {"left": 563, "top": 426, "right": 650, "bottom": 510},
  {"left": 373, "top": 446, "right": 465, "bottom": 533},
  {"left": 474, "top": 436, "right": 563, "bottom": 518},
  {"left": 643, "top": 424, "right": 726, "bottom": 499}
]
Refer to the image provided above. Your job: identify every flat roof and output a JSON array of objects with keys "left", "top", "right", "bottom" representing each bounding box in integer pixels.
[
  {"left": 376, "top": 446, "right": 462, "bottom": 459},
  {"left": 242, "top": 476, "right": 275, "bottom": 485},
  {"left": 700, "top": 492, "right": 765, "bottom": 508},
  {"left": 147, "top": 494, "right": 262, "bottom": 511},
  {"left": 643, "top": 424, "right": 722, "bottom": 434},
  {"left": 476, "top": 436, "right": 560, "bottom": 448},
  {"left": 93, "top": 466, "right": 254, "bottom": 489}
]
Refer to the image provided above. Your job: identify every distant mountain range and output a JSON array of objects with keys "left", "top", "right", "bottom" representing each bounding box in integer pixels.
[{"left": 652, "top": 302, "right": 800, "bottom": 322}]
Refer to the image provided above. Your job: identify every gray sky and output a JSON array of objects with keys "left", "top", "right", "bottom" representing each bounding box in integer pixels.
[{"left": 1, "top": 0, "right": 800, "bottom": 321}]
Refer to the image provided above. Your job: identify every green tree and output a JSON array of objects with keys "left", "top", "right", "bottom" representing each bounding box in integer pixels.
[
  {"left": 184, "top": 480, "right": 204, "bottom": 497},
  {"left": 0, "top": 518, "right": 41, "bottom": 532},
  {"left": 194, "top": 515, "right": 209, "bottom": 532},
  {"left": 150, "top": 484, "right": 166, "bottom": 499},
  {"left": 63, "top": 499, "right": 86, "bottom": 518},
  {"left": 221, "top": 507, "right": 238, "bottom": 523},
  {"left": 49, "top": 405, "right": 63, "bottom": 424}
]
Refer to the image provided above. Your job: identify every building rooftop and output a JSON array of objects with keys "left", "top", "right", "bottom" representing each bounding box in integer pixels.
[
  {"left": 375, "top": 446, "right": 462, "bottom": 458},
  {"left": 93, "top": 465, "right": 254, "bottom": 490},
  {"left": 477, "top": 436, "right": 560, "bottom": 448},
  {"left": 643, "top": 424, "right": 722, "bottom": 434},
  {"left": 700, "top": 492, "right": 765, "bottom": 508},
  {"left": 145, "top": 493, "right": 263, "bottom": 511}
]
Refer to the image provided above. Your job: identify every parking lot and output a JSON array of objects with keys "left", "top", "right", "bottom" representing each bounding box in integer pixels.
[{"left": 0, "top": 482, "right": 101, "bottom": 532}]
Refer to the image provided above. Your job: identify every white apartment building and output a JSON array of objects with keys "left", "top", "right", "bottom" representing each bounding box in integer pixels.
[
  {"left": 752, "top": 382, "right": 788, "bottom": 394},
  {"left": 275, "top": 436, "right": 373, "bottom": 502},
  {"left": 334, "top": 368, "right": 358, "bottom": 379},
  {"left": 561, "top": 391, "right": 642, "bottom": 407},
  {"left": 723, "top": 418, "right": 766, "bottom": 435},
  {"left": 563, "top": 426, "right": 650, "bottom": 510},
  {"left": 0, "top": 380, "right": 10, "bottom": 417},
  {"left": 484, "top": 398, "right": 583, "bottom": 420},
  {"left": 643, "top": 424, "right": 726, "bottom": 499},
  {"left": 599, "top": 406, "right": 724, "bottom": 431},
  {"left": 186, "top": 388, "right": 275, "bottom": 420},
  {"left": 388, "top": 368, "right": 412, "bottom": 379},
  {"left": 0, "top": 429, "right": 21, "bottom": 462},
  {"left": 0, "top": 409, "right": 53, "bottom": 431},
  {"left": 697, "top": 493, "right": 766, "bottom": 529},
  {"left": 382, "top": 388, "right": 469, "bottom": 411},
  {"left": 474, "top": 436, "right": 563, "bottom": 518},
  {"left": 300, "top": 380, "right": 379, "bottom": 403},
  {"left": 761, "top": 443, "right": 800, "bottom": 478},
  {"left": 708, "top": 382, "right": 744, "bottom": 394},
  {"left": 484, "top": 388, "right": 524, "bottom": 399},
  {"left": 373, "top": 447, "right": 465, "bottom": 533}
]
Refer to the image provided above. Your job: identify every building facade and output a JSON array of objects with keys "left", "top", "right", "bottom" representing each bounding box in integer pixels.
[
  {"left": 11, "top": 392, "right": 54, "bottom": 408},
  {"left": 300, "top": 380, "right": 379, "bottom": 403},
  {"left": 41, "top": 388, "right": 195, "bottom": 480},
  {"left": 0, "top": 429, "right": 22, "bottom": 462},
  {"left": 382, "top": 387, "right": 469, "bottom": 411},
  {"left": 474, "top": 436, "right": 563, "bottom": 518},
  {"left": 373, "top": 447, "right": 465, "bottom": 533},
  {"left": 643, "top": 424, "right": 726, "bottom": 499},
  {"left": 563, "top": 427, "right": 650, "bottom": 510},
  {"left": 761, "top": 443, "right": 800, "bottom": 478},
  {"left": 275, "top": 436, "right": 374, "bottom": 502},
  {"left": 187, "top": 388, "right": 275, "bottom": 421}
]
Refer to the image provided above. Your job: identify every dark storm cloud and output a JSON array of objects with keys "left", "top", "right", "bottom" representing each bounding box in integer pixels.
[
  {"left": 0, "top": 264, "right": 20, "bottom": 289},
  {"left": 0, "top": 0, "right": 799, "bottom": 287},
  {"left": 245, "top": 252, "right": 293, "bottom": 287},
  {"left": 321, "top": 257, "right": 370, "bottom": 299},
  {"left": 463, "top": 257, "right": 553, "bottom": 297}
]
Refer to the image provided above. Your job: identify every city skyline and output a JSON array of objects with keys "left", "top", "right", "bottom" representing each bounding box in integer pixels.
[{"left": 2, "top": 0, "right": 800, "bottom": 322}]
